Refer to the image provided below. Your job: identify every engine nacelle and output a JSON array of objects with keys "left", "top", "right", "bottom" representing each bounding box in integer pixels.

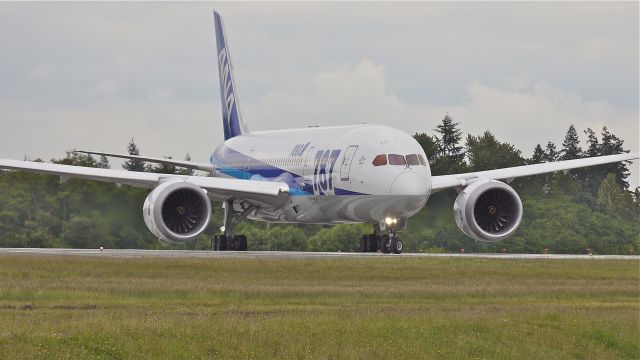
[
  {"left": 143, "top": 180, "right": 212, "bottom": 243},
  {"left": 453, "top": 179, "right": 523, "bottom": 242}
]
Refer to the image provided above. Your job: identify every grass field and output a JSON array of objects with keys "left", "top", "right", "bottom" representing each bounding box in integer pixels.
[{"left": 0, "top": 255, "right": 638, "bottom": 359}]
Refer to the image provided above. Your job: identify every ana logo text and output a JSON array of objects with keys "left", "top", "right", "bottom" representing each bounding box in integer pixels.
[{"left": 290, "top": 142, "right": 311, "bottom": 157}]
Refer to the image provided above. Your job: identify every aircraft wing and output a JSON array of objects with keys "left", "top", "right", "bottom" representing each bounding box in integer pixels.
[
  {"left": 431, "top": 152, "right": 639, "bottom": 191},
  {"left": 72, "top": 150, "right": 215, "bottom": 173},
  {"left": 0, "top": 159, "right": 288, "bottom": 207}
]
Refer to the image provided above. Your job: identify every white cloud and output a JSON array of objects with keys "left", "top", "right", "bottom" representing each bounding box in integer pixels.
[
  {"left": 0, "top": 100, "right": 220, "bottom": 165},
  {"left": 29, "top": 64, "right": 52, "bottom": 81},
  {"left": 89, "top": 79, "right": 120, "bottom": 98},
  {"left": 146, "top": 85, "right": 175, "bottom": 101},
  {"left": 246, "top": 58, "right": 639, "bottom": 186},
  {"left": 0, "top": 3, "right": 637, "bottom": 187}
]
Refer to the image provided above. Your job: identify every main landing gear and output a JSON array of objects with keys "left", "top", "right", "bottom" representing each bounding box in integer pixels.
[
  {"left": 212, "top": 200, "right": 254, "bottom": 251},
  {"left": 360, "top": 220, "right": 404, "bottom": 254}
]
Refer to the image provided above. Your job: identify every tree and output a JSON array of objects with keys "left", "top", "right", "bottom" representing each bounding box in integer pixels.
[
  {"left": 599, "top": 127, "right": 630, "bottom": 190},
  {"left": 519, "top": 144, "right": 548, "bottom": 195},
  {"left": 122, "top": 138, "right": 146, "bottom": 172},
  {"left": 432, "top": 114, "right": 466, "bottom": 175},
  {"left": 97, "top": 155, "right": 110, "bottom": 169},
  {"left": 529, "top": 144, "right": 546, "bottom": 164},
  {"left": 597, "top": 173, "right": 635, "bottom": 220},
  {"left": 53, "top": 152, "right": 97, "bottom": 167},
  {"left": 544, "top": 141, "right": 559, "bottom": 162},
  {"left": 584, "top": 128, "right": 599, "bottom": 157},
  {"left": 178, "top": 153, "right": 193, "bottom": 175},
  {"left": 413, "top": 132, "right": 438, "bottom": 166},
  {"left": 146, "top": 156, "right": 177, "bottom": 174},
  {"left": 465, "top": 131, "right": 524, "bottom": 172},
  {"left": 580, "top": 128, "right": 603, "bottom": 195},
  {"left": 560, "top": 125, "right": 582, "bottom": 160}
]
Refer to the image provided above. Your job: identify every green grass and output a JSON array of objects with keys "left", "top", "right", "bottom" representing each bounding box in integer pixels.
[{"left": 0, "top": 255, "right": 638, "bottom": 359}]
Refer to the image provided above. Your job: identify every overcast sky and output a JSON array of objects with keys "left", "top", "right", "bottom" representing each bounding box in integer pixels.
[{"left": 0, "top": 2, "right": 638, "bottom": 187}]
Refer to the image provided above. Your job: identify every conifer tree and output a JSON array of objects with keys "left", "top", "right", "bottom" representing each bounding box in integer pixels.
[
  {"left": 97, "top": 155, "right": 110, "bottom": 169},
  {"left": 433, "top": 114, "right": 466, "bottom": 174},
  {"left": 560, "top": 125, "right": 582, "bottom": 160},
  {"left": 584, "top": 128, "right": 599, "bottom": 157},
  {"left": 122, "top": 138, "right": 146, "bottom": 172},
  {"left": 529, "top": 144, "right": 546, "bottom": 164},
  {"left": 600, "top": 127, "right": 630, "bottom": 190},
  {"left": 413, "top": 132, "right": 438, "bottom": 165},
  {"left": 544, "top": 141, "right": 558, "bottom": 162},
  {"left": 147, "top": 156, "right": 177, "bottom": 174}
]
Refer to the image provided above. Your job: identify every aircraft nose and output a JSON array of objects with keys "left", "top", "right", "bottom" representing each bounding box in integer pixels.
[{"left": 390, "top": 172, "right": 427, "bottom": 196}]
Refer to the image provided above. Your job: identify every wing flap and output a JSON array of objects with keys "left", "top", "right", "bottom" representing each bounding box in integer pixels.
[{"left": 431, "top": 153, "right": 639, "bottom": 191}]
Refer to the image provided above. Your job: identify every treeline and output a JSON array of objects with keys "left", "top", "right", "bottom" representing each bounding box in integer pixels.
[
  {"left": 0, "top": 121, "right": 638, "bottom": 254},
  {"left": 411, "top": 115, "right": 638, "bottom": 254}
]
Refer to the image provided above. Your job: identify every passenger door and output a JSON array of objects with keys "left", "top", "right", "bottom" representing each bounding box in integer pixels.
[{"left": 340, "top": 145, "right": 359, "bottom": 182}]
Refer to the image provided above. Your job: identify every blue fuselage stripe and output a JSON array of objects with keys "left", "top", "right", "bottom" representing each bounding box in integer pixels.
[{"left": 211, "top": 146, "right": 366, "bottom": 196}]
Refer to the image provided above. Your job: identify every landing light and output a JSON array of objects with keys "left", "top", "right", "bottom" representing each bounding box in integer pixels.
[{"left": 385, "top": 217, "right": 398, "bottom": 226}]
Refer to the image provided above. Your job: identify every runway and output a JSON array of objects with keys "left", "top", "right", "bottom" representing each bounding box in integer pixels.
[{"left": 0, "top": 248, "right": 637, "bottom": 260}]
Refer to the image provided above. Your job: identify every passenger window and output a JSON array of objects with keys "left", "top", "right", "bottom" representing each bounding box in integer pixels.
[
  {"left": 372, "top": 154, "right": 387, "bottom": 166},
  {"left": 418, "top": 155, "right": 427, "bottom": 166},
  {"left": 388, "top": 154, "right": 406, "bottom": 165},
  {"left": 406, "top": 154, "right": 420, "bottom": 166}
]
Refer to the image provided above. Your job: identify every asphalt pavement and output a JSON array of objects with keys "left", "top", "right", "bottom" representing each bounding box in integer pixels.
[{"left": 0, "top": 248, "right": 637, "bottom": 260}]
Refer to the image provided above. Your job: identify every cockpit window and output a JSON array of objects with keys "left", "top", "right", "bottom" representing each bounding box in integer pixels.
[
  {"left": 406, "top": 154, "right": 420, "bottom": 166},
  {"left": 372, "top": 154, "right": 387, "bottom": 166},
  {"left": 388, "top": 154, "right": 406, "bottom": 166},
  {"left": 418, "top": 155, "right": 427, "bottom": 166}
]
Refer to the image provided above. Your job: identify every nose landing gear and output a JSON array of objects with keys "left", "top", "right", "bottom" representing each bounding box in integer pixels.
[{"left": 360, "top": 220, "right": 404, "bottom": 254}]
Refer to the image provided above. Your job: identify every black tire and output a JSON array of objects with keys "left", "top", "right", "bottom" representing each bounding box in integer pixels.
[
  {"left": 218, "top": 235, "right": 228, "bottom": 251},
  {"left": 380, "top": 235, "right": 391, "bottom": 254},
  {"left": 360, "top": 235, "right": 369, "bottom": 252},
  {"left": 369, "top": 235, "right": 379, "bottom": 252},
  {"left": 237, "top": 235, "right": 248, "bottom": 251},
  {"left": 391, "top": 237, "right": 403, "bottom": 254}
]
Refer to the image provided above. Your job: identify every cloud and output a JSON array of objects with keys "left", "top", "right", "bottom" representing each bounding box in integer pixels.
[
  {"left": 89, "top": 79, "right": 120, "bottom": 98},
  {"left": 0, "top": 3, "right": 637, "bottom": 187},
  {"left": 146, "top": 85, "right": 175, "bottom": 101},
  {"left": 29, "top": 64, "right": 53, "bottom": 81},
  {"left": 0, "top": 99, "right": 220, "bottom": 165},
  {"left": 247, "top": 58, "right": 639, "bottom": 185}
]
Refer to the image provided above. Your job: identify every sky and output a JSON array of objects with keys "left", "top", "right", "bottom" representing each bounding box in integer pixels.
[{"left": 0, "top": 2, "right": 638, "bottom": 187}]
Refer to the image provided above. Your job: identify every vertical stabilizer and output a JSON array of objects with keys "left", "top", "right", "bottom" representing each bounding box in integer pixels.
[{"left": 214, "top": 11, "right": 249, "bottom": 140}]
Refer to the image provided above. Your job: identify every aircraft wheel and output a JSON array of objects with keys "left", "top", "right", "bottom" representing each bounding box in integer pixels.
[
  {"left": 391, "top": 237, "right": 403, "bottom": 254},
  {"left": 213, "top": 235, "right": 228, "bottom": 251},
  {"left": 360, "top": 235, "right": 369, "bottom": 252},
  {"left": 381, "top": 235, "right": 391, "bottom": 254},
  {"left": 236, "top": 235, "right": 248, "bottom": 251},
  {"left": 366, "top": 235, "right": 376, "bottom": 252}
]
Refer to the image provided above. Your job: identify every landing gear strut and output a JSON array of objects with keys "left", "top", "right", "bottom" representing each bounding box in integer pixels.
[
  {"left": 212, "top": 200, "right": 254, "bottom": 251},
  {"left": 360, "top": 222, "right": 404, "bottom": 254}
]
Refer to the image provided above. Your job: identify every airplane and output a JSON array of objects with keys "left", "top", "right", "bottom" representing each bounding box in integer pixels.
[{"left": 0, "top": 11, "right": 638, "bottom": 254}]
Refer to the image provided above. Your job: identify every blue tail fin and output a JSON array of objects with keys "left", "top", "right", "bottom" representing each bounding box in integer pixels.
[{"left": 214, "top": 11, "right": 249, "bottom": 140}]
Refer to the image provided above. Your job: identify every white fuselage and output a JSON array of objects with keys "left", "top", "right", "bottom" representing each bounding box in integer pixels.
[{"left": 210, "top": 124, "right": 431, "bottom": 225}]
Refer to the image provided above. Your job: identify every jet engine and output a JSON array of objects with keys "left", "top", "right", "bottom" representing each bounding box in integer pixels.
[
  {"left": 143, "top": 180, "right": 212, "bottom": 243},
  {"left": 453, "top": 179, "right": 523, "bottom": 242}
]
